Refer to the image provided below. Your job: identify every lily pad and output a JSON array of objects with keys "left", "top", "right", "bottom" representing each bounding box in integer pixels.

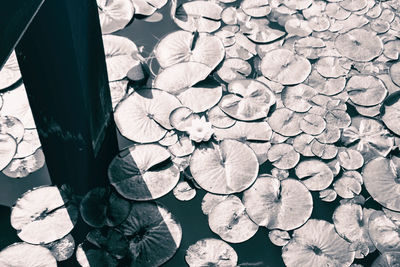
[
  {"left": 154, "top": 31, "right": 224, "bottom": 70},
  {"left": 190, "top": 140, "right": 259, "bottom": 194},
  {"left": 201, "top": 193, "right": 228, "bottom": 215},
  {"left": 268, "top": 108, "right": 303, "bottom": 137},
  {"left": 185, "top": 238, "right": 238, "bottom": 267},
  {"left": 241, "top": 18, "right": 285, "bottom": 43},
  {"left": 269, "top": 230, "right": 291, "bottom": 246},
  {"left": 368, "top": 211, "right": 400, "bottom": 253},
  {"left": 282, "top": 219, "right": 355, "bottom": 267},
  {"left": 173, "top": 181, "right": 196, "bottom": 201},
  {"left": 10, "top": 185, "right": 78, "bottom": 244},
  {"left": 243, "top": 175, "right": 313, "bottom": 230},
  {"left": 389, "top": 62, "right": 400, "bottom": 87},
  {"left": 319, "top": 189, "right": 337, "bottom": 202},
  {"left": 281, "top": 84, "right": 317, "bottom": 112},
  {"left": 132, "top": 0, "right": 167, "bottom": 16},
  {"left": 44, "top": 234, "right": 75, "bottom": 261},
  {"left": 295, "top": 159, "right": 334, "bottom": 191},
  {"left": 86, "top": 228, "right": 128, "bottom": 259},
  {"left": 118, "top": 201, "right": 182, "bottom": 267},
  {"left": 0, "top": 51, "right": 21, "bottom": 90},
  {"left": 206, "top": 106, "right": 236, "bottom": 129},
  {"left": 267, "top": 144, "right": 300, "bottom": 170},
  {"left": 3, "top": 148, "right": 45, "bottom": 178},
  {"left": 76, "top": 242, "right": 118, "bottom": 267},
  {"left": 261, "top": 49, "right": 311, "bottom": 85},
  {"left": 208, "top": 195, "right": 259, "bottom": 243},
  {"left": 337, "top": 148, "right": 364, "bottom": 170},
  {"left": 80, "top": 187, "right": 131, "bottom": 228},
  {"left": 381, "top": 91, "right": 400, "bottom": 136},
  {"left": 0, "top": 242, "right": 56, "bottom": 267},
  {"left": 108, "top": 143, "right": 179, "bottom": 200},
  {"left": 362, "top": 156, "right": 400, "bottom": 211},
  {"left": 241, "top": 0, "right": 271, "bottom": 17},
  {"left": 97, "top": 0, "right": 134, "bottom": 34},
  {"left": 0, "top": 134, "right": 17, "bottom": 171},
  {"left": 114, "top": 88, "right": 181, "bottom": 143},
  {"left": 345, "top": 75, "right": 387, "bottom": 107},
  {"left": 213, "top": 120, "right": 272, "bottom": 142},
  {"left": 216, "top": 58, "right": 252, "bottom": 83},
  {"left": 219, "top": 79, "right": 275, "bottom": 121},
  {"left": 333, "top": 171, "right": 363, "bottom": 199}
]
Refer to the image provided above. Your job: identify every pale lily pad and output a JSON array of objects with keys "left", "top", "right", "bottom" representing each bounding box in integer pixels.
[
  {"left": 293, "top": 133, "right": 314, "bottom": 157},
  {"left": 44, "top": 234, "right": 75, "bottom": 261},
  {"left": 241, "top": 18, "right": 285, "bottom": 43},
  {"left": 114, "top": 89, "right": 181, "bottom": 143},
  {"left": 362, "top": 156, "right": 400, "bottom": 211},
  {"left": 0, "top": 134, "right": 17, "bottom": 171},
  {"left": 295, "top": 159, "right": 334, "bottom": 191},
  {"left": 108, "top": 143, "right": 179, "bottom": 200},
  {"left": 132, "top": 0, "right": 167, "bottom": 16},
  {"left": 219, "top": 79, "right": 275, "bottom": 121},
  {"left": 269, "top": 230, "right": 291, "bottom": 246},
  {"left": 216, "top": 58, "right": 252, "bottom": 83},
  {"left": 281, "top": 84, "right": 317, "bottom": 112},
  {"left": 118, "top": 202, "right": 182, "bottom": 267},
  {"left": 282, "top": 219, "right": 355, "bottom": 267},
  {"left": 154, "top": 31, "right": 224, "bottom": 70},
  {"left": 80, "top": 187, "right": 131, "bottom": 228},
  {"left": 283, "top": 0, "right": 312, "bottom": 10},
  {"left": 3, "top": 148, "right": 45, "bottom": 178},
  {"left": 389, "top": 62, "right": 400, "bottom": 87},
  {"left": 97, "top": 0, "right": 134, "bottom": 34},
  {"left": 242, "top": 175, "right": 313, "bottom": 230},
  {"left": 14, "top": 129, "right": 41, "bottom": 159},
  {"left": 208, "top": 195, "right": 258, "bottom": 243},
  {"left": 335, "top": 29, "right": 383, "bottom": 62},
  {"left": 337, "top": 148, "right": 364, "bottom": 170},
  {"left": 185, "top": 238, "right": 238, "bottom": 267},
  {"left": 190, "top": 140, "right": 258, "bottom": 194},
  {"left": 368, "top": 211, "right": 400, "bottom": 253},
  {"left": 285, "top": 18, "right": 312, "bottom": 37},
  {"left": 173, "top": 181, "right": 196, "bottom": 201},
  {"left": 0, "top": 51, "right": 21, "bottom": 90},
  {"left": 381, "top": 91, "right": 400, "bottom": 136},
  {"left": 346, "top": 75, "right": 387, "bottom": 107},
  {"left": 206, "top": 106, "right": 236, "bottom": 129},
  {"left": 333, "top": 171, "right": 363, "bottom": 199},
  {"left": 0, "top": 242, "right": 56, "bottom": 267},
  {"left": 213, "top": 120, "right": 272, "bottom": 142},
  {"left": 169, "top": 136, "right": 195, "bottom": 156},
  {"left": 300, "top": 114, "right": 326, "bottom": 135},
  {"left": 76, "top": 242, "right": 118, "bottom": 267},
  {"left": 268, "top": 108, "right": 303, "bottom": 137},
  {"left": 103, "top": 35, "right": 143, "bottom": 82},
  {"left": 267, "top": 144, "right": 300, "bottom": 170},
  {"left": 315, "top": 56, "right": 352, "bottom": 78},
  {"left": 169, "top": 107, "right": 199, "bottom": 132},
  {"left": 319, "top": 189, "right": 337, "bottom": 202},
  {"left": 311, "top": 140, "right": 338, "bottom": 160},
  {"left": 261, "top": 49, "right": 311, "bottom": 85},
  {"left": 241, "top": 0, "right": 271, "bottom": 17},
  {"left": 201, "top": 193, "right": 228, "bottom": 215},
  {"left": 10, "top": 185, "right": 78, "bottom": 244}
]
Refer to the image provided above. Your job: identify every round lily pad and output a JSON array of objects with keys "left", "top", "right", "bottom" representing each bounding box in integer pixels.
[
  {"left": 362, "top": 156, "right": 400, "bottom": 211},
  {"left": 173, "top": 181, "right": 196, "bottom": 201},
  {"left": 300, "top": 114, "right": 326, "bottom": 135},
  {"left": 132, "top": 0, "right": 167, "bottom": 16},
  {"left": 44, "top": 234, "right": 75, "bottom": 261},
  {"left": 269, "top": 230, "right": 291, "bottom": 246},
  {"left": 282, "top": 219, "right": 355, "bottom": 267},
  {"left": 389, "top": 62, "right": 400, "bottom": 87},
  {"left": 168, "top": 136, "right": 195, "bottom": 156},
  {"left": 0, "top": 116, "right": 24, "bottom": 143},
  {"left": 86, "top": 228, "right": 128, "bottom": 259},
  {"left": 243, "top": 175, "right": 313, "bottom": 230},
  {"left": 261, "top": 49, "right": 311, "bottom": 85},
  {"left": 108, "top": 143, "right": 179, "bottom": 200},
  {"left": 0, "top": 242, "right": 56, "bottom": 266},
  {"left": 169, "top": 107, "right": 199, "bottom": 132},
  {"left": 333, "top": 171, "right": 363, "bottom": 199},
  {"left": 114, "top": 88, "right": 181, "bottom": 143},
  {"left": 368, "top": 210, "right": 400, "bottom": 253},
  {"left": 213, "top": 120, "right": 272, "bottom": 142},
  {"left": 268, "top": 108, "right": 303, "bottom": 137},
  {"left": 3, "top": 148, "right": 45, "bottom": 178},
  {"left": 155, "top": 30, "right": 224, "bottom": 70},
  {"left": 208, "top": 195, "right": 258, "bottom": 243},
  {"left": 97, "top": 0, "right": 134, "bottom": 34},
  {"left": 201, "top": 193, "right": 228, "bottom": 215},
  {"left": 315, "top": 56, "right": 351, "bottom": 78},
  {"left": 10, "top": 185, "right": 78, "bottom": 244},
  {"left": 295, "top": 159, "right": 334, "bottom": 191},
  {"left": 0, "top": 51, "right": 21, "bottom": 90},
  {"left": 80, "top": 187, "right": 131, "bottom": 228},
  {"left": 0, "top": 133, "right": 16, "bottom": 171},
  {"left": 190, "top": 140, "right": 259, "bottom": 194},
  {"left": 14, "top": 129, "right": 41, "bottom": 159},
  {"left": 76, "top": 242, "right": 118, "bottom": 267},
  {"left": 118, "top": 201, "right": 182, "bottom": 267},
  {"left": 381, "top": 91, "right": 400, "bottom": 136},
  {"left": 241, "top": 18, "right": 285, "bottom": 43},
  {"left": 241, "top": 0, "right": 271, "bottom": 17},
  {"left": 206, "top": 106, "right": 236, "bottom": 129},
  {"left": 103, "top": 35, "right": 143, "bottom": 82},
  {"left": 185, "top": 238, "right": 238, "bottom": 267},
  {"left": 216, "top": 58, "right": 252, "bottom": 83},
  {"left": 319, "top": 189, "right": 337, "bottom": 202},
  {"left": 335, "top": 29, "right": 383, "bottom": 62},
  {"left": 219, "top": 79, "right": 275, "bottom": 121},
  {"left": 293, "top": 133, "right": 314, "bottom": 157},
  {"left": 337, "top": 148, "right": 364, "bottom": 170},
  {"left": 267, "top": 144, "right": 300, "bottom": 170},
  {"left": 281, "top": 84, "right": 317, "bottom": 112},
  {"left": 346, "top": 75, "right": 387, "bottom": 107}
]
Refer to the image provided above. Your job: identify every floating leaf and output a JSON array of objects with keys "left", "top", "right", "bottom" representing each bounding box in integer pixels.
[
  {"left": 0, "top": 51, "right": 21, "bottom": 90},
  {"left": 190, "top": 140, "right": 258, "bottom": 194},
  {"left": 208, "top": 195, "right": 258, "bottom": 243},
  {"left": 282, "top": 219, "right": 355, "bottom": 267},
  {"left": 241, "top": 18, "right": 285, "bottom": 43},
  {"left": 319, "top": 188, "right": 337, "bottom": 202},
  {"left": 172, "top": 0, "right": 222, "bottom": 33},
  {"left": 315, "top": 56, "right": 351, "bottom": 78},
  {"left": 333, "top": 171, "right": 363, "bottom": 199},
  {"left": 103, "top": 35, "right": 143, "bottom": 82},
  {"left": 76, "top": 242, "right": 118, "bottom": 267},
  {"left": 154, "top": 31, "right": 224, "bottom": 70},
  {"left": 118, "top": 202, "right": 182, "bottom": 267},
  {"left": 185, "top": 238, "right": 238, "bottom": 267},
  {"left": 168, "top": 136, "right": 195, "bottom": 156},
  {"left": 267, "top": 144, "right": 300, "bottom": 170},
  {"left": 108, "top": 143, "right": 179, "bottom": 200},
  {"left": 285, "top": 18, "right": 312, "bottom": 37},
  {"left": 241, "top": 0, "right": 271, "bottom": 17},
  {"left": 335, "top": 29, "right": 383, "bottom": 62},
  {"left": 295, "top": 159, "right": 334, "bottom": 191},
  {"left": 207, "top": 106, "right": 236, "bottom": 129},
  {"left": 269, "top": 230, "right": 291, "bottom": 247},
  {"left": 169, "top": 107, "right": 199, "bottom": 132},
  {"left": 363, "top": 156, "right": 400, "bottom": 211},
  {"left": 173, "top": 181, "right": 196, "bottom": 201},
  {"left": 283, "top": 0, "right": 313, "bottom": 10},
  {"left": 346, "top": 75, "right": 387, "bottom": 107},
  {"left": 114, "top": 89, "right": 181, "bottom": 143},
  {"left": 219, "top": 79, "right": 275, "bottom": 121},
  {"left": 300, "top": 114, "right": 326, "bottom": 135},
  {"left": 132, "top": 0, "right": 167, "bottom": 16},
  {"left": 213, "top": 120, "right": 272, "bottom": 141},
  {"left": 216, "top": 58, "right": 252, "bottom": 83},
  {"left": 44, "top": 234, "right": 75, "bottom": 261},
  {"left": 243, "top": 175, "right": 313, "bottom": 230},
  {"left": 86, "top": 228, "right": 128, "bottom": 259},
  {"left": 368, "top": 211, "right": 400, "bottom": 253},
  {"left": 311, "top": 140, "right": 338, "bottom": 160},
  {"left": 0, "top": 134, "right": 16, "bottom": 171},
  {"left": 0, "top": 242, "right": 56, "bottom": 266},
  {"left": 97, "top": 0, "right": 134, "bottom": 34},
  {"left": 268, "top": 108, "right": 303, "bottom": 137},
  {"left": 337, "top": 148, "right": 364, "bottom": 170},
  {"left": 3, "top": 148, "right": 45, "bottom": 178},
  {"left": 10, "top": 185, "right": 78, "bottom": 244},
  {"left": 261, "top": 49, "right": 311, "bottom": 85},
  {"left": 80, "top": 187, "right": 131, "bottom": 228},
  {"left": 293, "top": 133, "right": 314, "bottom": 157},
  {"left": 389, "top": 62, "right": 400, "bottom": 87},
  {"left": 281, "top": 84, "right": 317, "bottom": 112},
  {"left": 201, "top": 193, "right": 228, "bottom": 215}
]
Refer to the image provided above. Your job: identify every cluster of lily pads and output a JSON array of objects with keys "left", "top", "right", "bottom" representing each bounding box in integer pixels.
[{"left": 2, "top": 0, "right": 400, "bottom": 266}]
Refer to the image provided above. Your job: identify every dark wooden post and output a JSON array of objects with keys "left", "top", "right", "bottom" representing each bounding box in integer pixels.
[{"left": 15, "top": 0, "right": 119, "bottom": 195}]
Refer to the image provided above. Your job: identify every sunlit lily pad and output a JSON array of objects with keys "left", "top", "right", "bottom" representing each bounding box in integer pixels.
[
  {"left": 201, "top": 193, "right": 228, "bottom": 216},
  {"left": 10, "top": 185, "right": 78, "bottom": 244},
  {"left": 97, "top": 0, "right": 134, "bottom": 34},
  {"left": 108, "top": 143, "right": 179, "bottom": 200},
  {"left": 281, "top": 84, "right": 317, "bottom": 112},
  {"left": 190, "top": 140, "right": 258, "bottom": 194},
  {"left": 295, "top": 159, "right": 334, "bottom": 191},
  {"left": 335, "top": 29, "right": 383, "bottom": 62},
  {"left": 362, "top": 156, "right": 400, "bottom": 211},
  {"left": 118, "top": 201, "right": 182, "bottom": 267},
  {"left": 319, "top": 189, "right": 337, "bottom": 202},
  {"left": 213, "top": 120, "right": 272, "bottom": 141},
  {"left": 173, "top": 181, "right": 196, "bottom": 201},
  {"left": 243, "top": 175, "right": 313, "bottom": 230},
  {"left": 0, "top": 51, "right": 21, "bottom": 90},
  {"left": 381, "top": 91, "right": 400, "bottom": 136},
  {"left": 368, "top": 211, "right": 400, "bottom": 253},
  {"left": 261, "top": 49, "right": 311, "bottom": 85},
  {"left": 154, "top": 31, "right": 224, "bottom": 69},
  {"left": 268, "top": 108, "right": 303, "bottom": 137},
  {"left": 114, "top": 88, "right": 181, "bottom": 143},
  {"left": 3, "top": 148, "right": 45, "bottom": 178},
  {"left": 76, "top": 242, "right": 118, "bottom": 267},
  {"left": 241, "top": 18, "right": 285, "bottom": 43},
  {"left": 80, "top": 187, "right": 131, "bottom": 228},
  {"left": 208, "top": 195, "right": 259, "bottom": 243},
  {"left": 267, "top": 144, "right": 300, "bottom": 170},
  {"left": 132, "top": 0, "right": 167, "bottom": 16},
  {"left": 0, "top": 242, "right": 56, "bottom": 267},
  {"left": 282, "top": 219, "right": 355, "bottom": 267},
  {"left": 0, "top": 134, "right": 17, "bottom": 171},
  {"left": 185, "top": 238, "right": 238, "bottom": 267},
  {"left": 333, "top": 171, "right": 363, "bottom": 199},
  {"left": 216, "top": 58, "right": 252, "bottom": 83},
  {"left": 345, "top": 75, "right": 387, "bottom": 107},
  {"left": 241, "top": 0, "right": 271, "bottom": 17},
  {"left": 269, "top": 230, "right": 291, "bottom": 246},
  {"left": 44, "top": 234, "right": 75, "bottom": 261}
]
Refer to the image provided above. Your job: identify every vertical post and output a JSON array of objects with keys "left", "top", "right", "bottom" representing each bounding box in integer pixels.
[{"left": 15, "top": 0, "right": 118, "bottom": 195}]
